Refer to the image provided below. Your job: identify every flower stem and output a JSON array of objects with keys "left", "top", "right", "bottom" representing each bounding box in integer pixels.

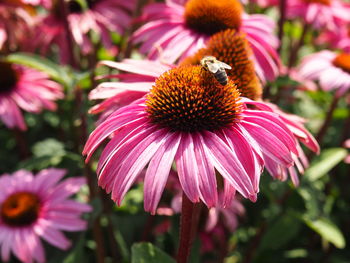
[
  {"left": 57, "top": 0, "right": 78, "bottom": 68},
  {"left": 288, "top": 23, "right": 309, "bottom": 69},
  {"left": 12, "top": 128, "right": 29, "bottom": 159},
  {"left": 177, "top": 194, "right": 201, "bottom": 263},
  {"left": 315, "top": 94, "right": 340, "bottom": 146},
  {"left": 277, "top": 0, "right": 287, "bottom": 54}
]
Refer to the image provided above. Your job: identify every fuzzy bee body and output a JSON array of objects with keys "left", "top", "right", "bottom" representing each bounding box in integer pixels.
[{"left": 200, "top": 56, "right": 232, "bottom": 86}]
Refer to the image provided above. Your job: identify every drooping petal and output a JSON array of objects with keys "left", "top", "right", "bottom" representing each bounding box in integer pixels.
[
  {"left": 192, "top": 132, "right": 218, "bottom": 207},
  {"left": 111, "top": 128, "right": 169, "bottom": 205},
  {"left": 202, "top": 131, "right": 256, "bottom": 201},
  {"left": 175, "top": 133, "right": 201, "bottom": 203},
  {"left": 144, "top": 132, "right": 181, "bottom": 213}
]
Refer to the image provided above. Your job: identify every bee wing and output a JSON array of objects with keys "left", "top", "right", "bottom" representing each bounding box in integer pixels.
[
  {"left": 206, "top": 62, "right": 220, "bottom": 73},
  {"left": 219, "top": 62, "right": 232, "bottom": 70}
]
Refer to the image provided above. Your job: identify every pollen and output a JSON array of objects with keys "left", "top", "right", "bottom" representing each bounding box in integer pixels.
[
  {"left": 1, "top": 192, "right": 41, "bottom": 227},
  {"left": 303, "top": 0, "right": 331, "bottom": 5},
  {"left": 333, "top": 53, "right": 350, "bottom": 74},
  {"left": 146, "top": 66, "right": 242, "bottom": 132},
  {"left": 184, "top": 0, "right": 243, "bottom": 36},
  {"left": 181, "top": 29, "right": 262, "bottom": 100},
  {"left": 0, "top": 61, "right": 18, "bottom": 94}
]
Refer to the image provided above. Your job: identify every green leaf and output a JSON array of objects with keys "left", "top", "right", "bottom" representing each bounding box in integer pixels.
[
  {"left": 131, "top": 243, "right": 175, "bottom": 263},
  {"left": 302, "top": 217, "right": 345, "bottom": 249},
  {"left": 6, "top": 52, "right": 71, "bottom": 86},
  {"left": 115, "top": 228, "right": 130, "bottom": 261},
  {"left": 17, "top": 138, "right": 66, "bottom": 170},
  {"left": 304, "top": 148, "right": 347, "bottom": 182},
  {"left": 32, "top": 138, "right": 65, "bottom": 157}
]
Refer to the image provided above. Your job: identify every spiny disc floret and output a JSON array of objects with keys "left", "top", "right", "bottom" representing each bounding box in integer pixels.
[
  {"left": 184, "top": 0, "right": 243, "bottom": 35},
  {"left": 146, "top": 66, "right": 242, "bottom": 132}
]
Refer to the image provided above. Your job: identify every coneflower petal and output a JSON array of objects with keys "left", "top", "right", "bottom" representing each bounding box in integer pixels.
[
  {"left": 175, "top": 133, "right": 201, "bottom": 203},
  {"left": 112, "top": 129, "right": 168, "bottom": 205},
  {"left": 144, "top": 132, "right": 182, "bottom": 213},
  {"left": 193, "top": 132, "right": 218, "bottom": 207}
]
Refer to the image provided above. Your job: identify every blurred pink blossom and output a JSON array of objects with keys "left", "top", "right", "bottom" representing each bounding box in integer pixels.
[
  {"left": 32, "top": 0, "right": 135, "bottom": 63},
  {"left": 0, "top": 62, "right": 63, "bottom": 130},
  {"left": 132, "top": 0, "right": 280, "bottom": 81},
  {"left": 286, "top": 0, "right": 350, "bottom": 30},
  {"left": 298, "top": 50, "right": 350, "bottom": 96},
  {"left": 318, "top": 23, "right": 350, "bottom": 52},
  {"left": 0, "top": 168, "right": 91, "bottom": 263}
]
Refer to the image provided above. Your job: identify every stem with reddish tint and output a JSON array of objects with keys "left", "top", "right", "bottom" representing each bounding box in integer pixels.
[
  {"left": 57, "top": 1, "right": 106, "bottom": 261},
  {"left": 57, "top": 0, "right": 78, "bottom": 68},
  {"left": 273, "top": 23, "right": 309, "bottom": 104},
  {"left": 177, "top": 194, "right": 201, "bottom": 263},
  {"left": 288, "top": 23, "right": 309, "bottom": 69},
  {"left": 340, "top": 107, "right": 350, "bottom": 144},
  {"left": 12, "top": 129, "right": 29, "bottom": 159},
  {"left": 277, "top": 0, "right": 287, "bottom": 54}
]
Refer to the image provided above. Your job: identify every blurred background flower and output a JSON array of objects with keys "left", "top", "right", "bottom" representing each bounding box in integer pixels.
[{"left": 0, "top": 168, "right": 91, "bottom": 263}]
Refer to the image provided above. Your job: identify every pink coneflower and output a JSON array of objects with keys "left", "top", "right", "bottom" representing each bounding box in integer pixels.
[
  {"left": 0, "top": 2, "right": 33, "bottom": 51},
  {"left": 84, "top": 65, "right": 298, "bottom": 213},
  {"left": 0, "top": 61, "right": 63, "bottom": 130},
  {"left": 132, "top": 0, "right": 280, "bottom": 81},
  {"left": 286, "top": 0, "right": 350, "bottom": 30},
  {"left": 317, "top": 24, "right": 350, "bottom": 52},
  {"left": 32, "top": 0, "right": 135, "bottom": 63},
  {"left": 298, "top": 50, "right": 350, "bottom": 96},
  {"left": 0, "top": 168, "right": 91, "bottom": 263}
]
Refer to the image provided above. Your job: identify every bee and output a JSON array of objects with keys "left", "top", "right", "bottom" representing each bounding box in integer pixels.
[{"left": 200, "top": 56, "right": 232, "bottom": 86}]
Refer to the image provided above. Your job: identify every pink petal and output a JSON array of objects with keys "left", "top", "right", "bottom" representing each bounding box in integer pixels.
[
  {"left": 111, "top": 128, "right": 168, "bottom": 205},
  {"left": 175, "top": 133, "right": 201, "bottom": 203},
  {"left": 144, "top": 132, "right": 182, "bottom": 213},
  {"left": 202, "top": 131, "right": 256, "bottom": 201}
]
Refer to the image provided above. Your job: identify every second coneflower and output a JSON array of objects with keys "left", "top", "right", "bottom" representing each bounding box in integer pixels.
[
  {"left": 132, "top": 0, "right": 280, "bottom": 81},
  {"left": 84, "top": 65, "right": 297, "bottom": 213}
]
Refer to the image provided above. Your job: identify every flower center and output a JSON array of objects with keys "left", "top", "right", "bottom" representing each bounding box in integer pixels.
[
  {"left": 332, "top": 53, "right": 350, "bottom": 74},
  {"left": 181, "top": 29, "right": 262, "bottom": 100},
  {"left": 1, "top": 192, "right": 40, "bottom": 227},
  {"left": 184, "top": 0, "right": 243, "bottom": 36},
  {"left": 0, "top": 62, "right": 18, "bottom": 94},
  {"left": 67, "top": 0, "right": 84, "bottom": 13},
  {"left": 146, "top": 66, "right": 242, "bottom": 132},
  {"left": 303, "top": 0, "right": 331, "bottom": 5}
]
